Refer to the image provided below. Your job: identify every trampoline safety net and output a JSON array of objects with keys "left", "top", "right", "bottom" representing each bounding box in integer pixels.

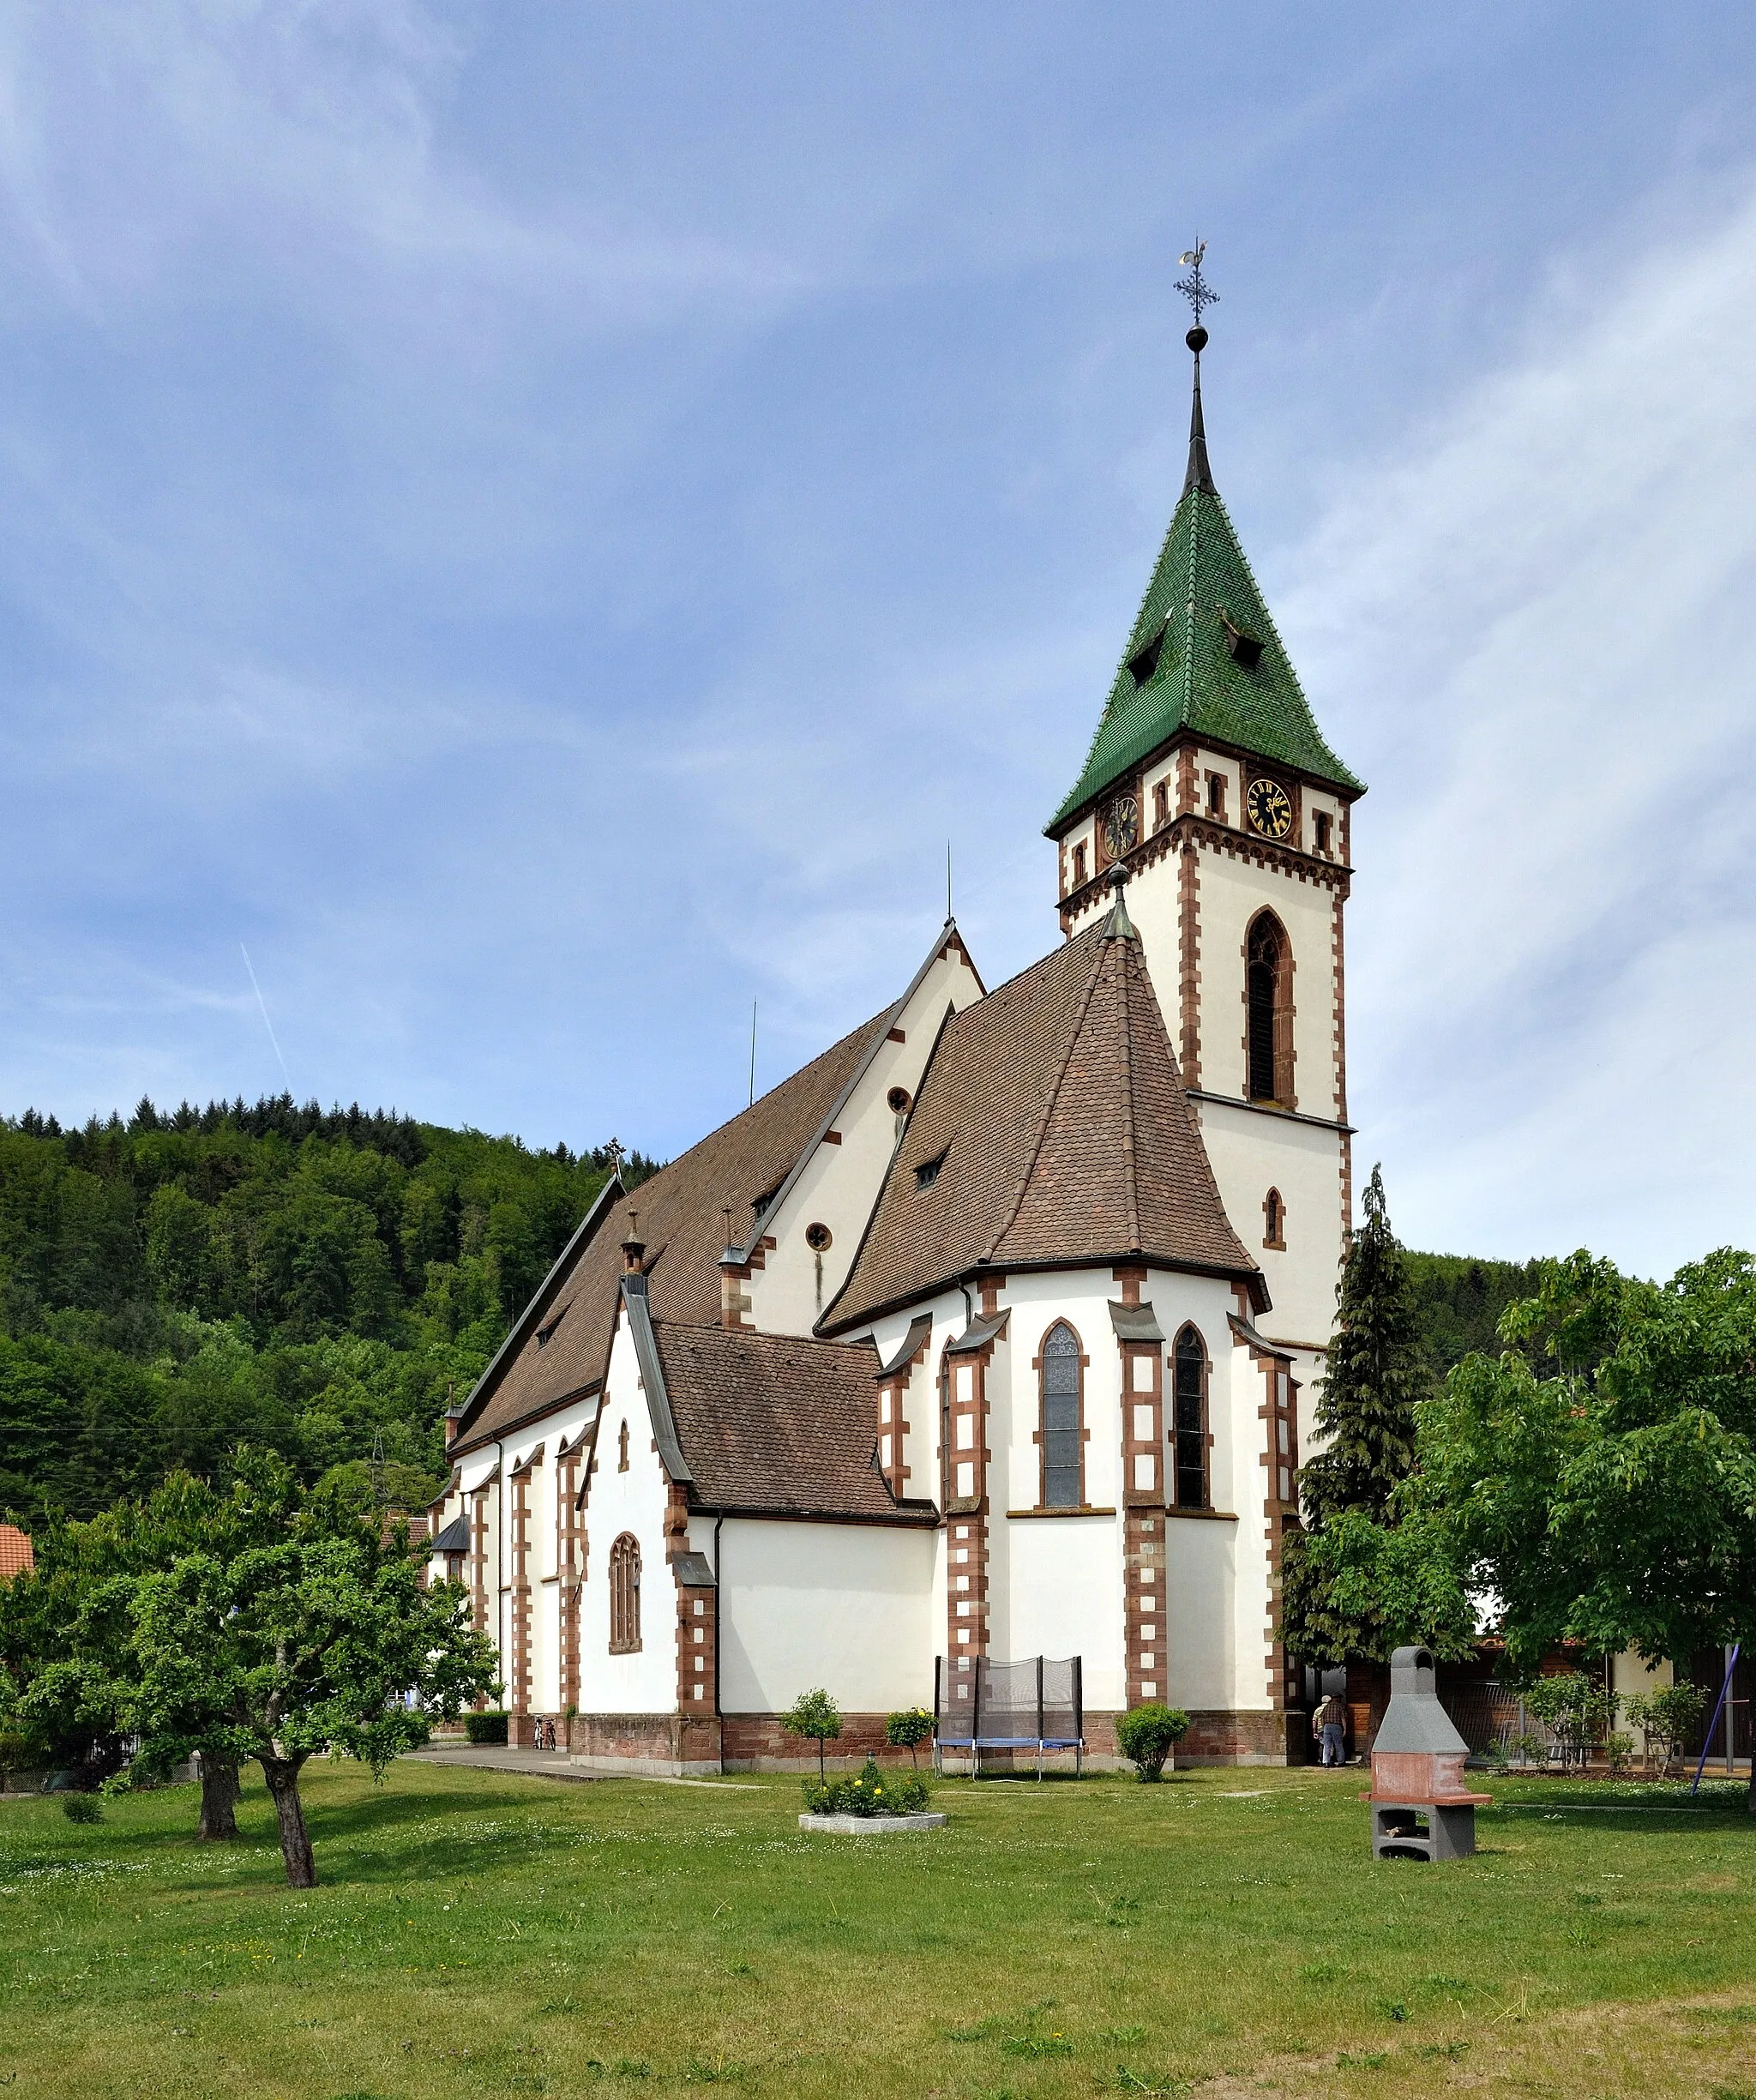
[{"left": 935, "top": 1655, "right": 1083, "bottom": 1748}]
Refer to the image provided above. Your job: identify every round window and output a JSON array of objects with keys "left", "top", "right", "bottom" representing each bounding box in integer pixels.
[
  {"left": 805, "top": 1222, "right": 833, "bottom": 1253},
  {"left": 887, "top": 1086, "right": 911, "bottom": 1115}
]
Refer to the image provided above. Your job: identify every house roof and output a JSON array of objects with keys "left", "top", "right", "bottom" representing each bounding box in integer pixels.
[
  {"left": 0, "top": 1522, "right": 33, "bottom": 1580},
  {"left": 649, "top": 1321, "right": 935, "bottom": 1525},
  {"left": 454, "top": 1002, "right": 899, "bottom": 1452},
  {"left": 821, "top": 901, "right": 1258, "bottom": 1333},
  {"left": 1049, "top": 358, "right": 1362, "bottom": 830}
]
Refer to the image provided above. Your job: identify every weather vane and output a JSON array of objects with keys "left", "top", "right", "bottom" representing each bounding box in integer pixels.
[{"left": 1175, "top": 239, "right": 1218, "bottom": 329}]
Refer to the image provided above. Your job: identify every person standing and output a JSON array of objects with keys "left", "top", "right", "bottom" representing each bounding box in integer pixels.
[{"left": 1314, "top": 1690, "right": 1349, "bottom": 1766}]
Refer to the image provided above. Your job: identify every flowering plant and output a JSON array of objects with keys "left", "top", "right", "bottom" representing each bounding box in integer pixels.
[{"left": 803, "top": 1753, "right": 929, "bottom": 1817}]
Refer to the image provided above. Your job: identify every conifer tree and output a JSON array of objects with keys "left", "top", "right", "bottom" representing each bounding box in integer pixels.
[{"left": 1283, "top": 1164, "right": 1434, "bottom": 1662}]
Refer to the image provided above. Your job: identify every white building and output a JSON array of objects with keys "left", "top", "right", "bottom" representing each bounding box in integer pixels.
[{"left": 430, "top": 334, "right": 1364, "bottom": 1771}]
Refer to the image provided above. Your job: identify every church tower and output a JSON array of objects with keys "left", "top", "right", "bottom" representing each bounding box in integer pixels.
[{"left": 1046, "top": 271, "right": 1362, "bottom": 1375}]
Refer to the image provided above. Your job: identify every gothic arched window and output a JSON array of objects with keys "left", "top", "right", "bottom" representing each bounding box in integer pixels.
[
  {"left": 1263, "top": 1187, "right": 1285, "bottom": 1249},
  {"left": 1246, "top": 911, "right": 1293, "bottom": 1104},
  {"left": 1172, "top": 1327, "right": 1209, "bottom": 1511},
  {"left": 1039, "top": 1322, "right": 1084, "bottom": 1509},
  {"left": 609, "top": 1532, "right": 641, "bottom": 1653}
]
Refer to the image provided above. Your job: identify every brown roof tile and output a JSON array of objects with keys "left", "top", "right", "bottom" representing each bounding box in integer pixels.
[
  {"left": 456, "top": 1006, "right": 894, "bottom": 1449},
  {"left": 652, "top": 1321, "right": 932, "bottom": 1523},
  {"left": 0, "top": 1522, "right": 33, "bottom": 1580},
  {"left": 821, "top": 916, "right": 1255, "bottom": 1332}
]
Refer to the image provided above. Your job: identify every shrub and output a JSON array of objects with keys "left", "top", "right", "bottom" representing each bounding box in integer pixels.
[
  {"left": 62, "top": 1792, "right": 103, "bottom": 1824},
  {"left": 1524, "top": 1673, "right": 1614, "bottom": 1772},
  {"left": 1115, "top": 1703, "right": 1191, "bottom": 1783},
  {"left": 803, "top": 1754, "right": 929, "bottom": 1818},
  {"left": 885, "top": 1707, "right": 935, "bottom": 1767},
  {"left": 465, "top": 1710, "right": 509, "bottom": 1745},
  {"left": 782, "top": 1688, "right": 842, "bottom": 1782},
  {"left": 1604, "top": 1730, "right": 1636, "bottom": 1777},
  {"left": 1624, "top": 1682, "right": 1709, "bottom": 1776}
]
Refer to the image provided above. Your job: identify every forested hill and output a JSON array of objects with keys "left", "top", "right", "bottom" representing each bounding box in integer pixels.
[
  {"left": 0, "top": 1096, "right": 657, "bottom": 1526},
  {"left": 0, "top": 1091, "right": 1543, "bottom": 1530}
]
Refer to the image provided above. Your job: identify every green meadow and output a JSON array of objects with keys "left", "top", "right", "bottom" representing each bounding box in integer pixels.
[{"left": 2, "top": 1758, "right": 1753, "bottom": 2100}]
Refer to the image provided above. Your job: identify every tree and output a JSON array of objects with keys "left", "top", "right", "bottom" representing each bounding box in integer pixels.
[
  {"left": 885, "top": 1706, "right": 934, "bottom": 1769},
  {"left": 1410, "top": 1246, "right": 1756, "bottom": 1806},
  {"left": 782, "top": 1688, "right": 842, "bottom": 1783},
  {"left": 1283, "top": 1166, "right": 1437, "bottom": 1663},
  {"left": 121, "top": 1454, "right": 499, "bottom": 1885}
]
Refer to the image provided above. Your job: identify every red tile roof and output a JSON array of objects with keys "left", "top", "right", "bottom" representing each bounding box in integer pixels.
[
  {"left": 821, "top": 914, "right": 1255, "bottom": 1332},
  {"left": 455, "top": 1004, "right": 895, "bottom": 1451},
  {"left": 652, "top": 1321, "right": 934, "bottom": 1524},
  {"left": 0, "top": 1523, "right": 33, "bottom": 1580}
]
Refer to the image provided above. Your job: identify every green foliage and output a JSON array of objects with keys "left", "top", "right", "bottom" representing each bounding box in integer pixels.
[
  {"left": 1284, "top": 1167, "right": 1452, "bottom": 1664},
  {"left": 1403, "top": 1251, "right": 1547, "bottom": 1379},
  {"left": 1413, "top": 1248, "right": 1756, "bottom": 1684},
  {"left": 465, "top": 1710, "right": 510, "bottom": 1745},
  {"left": 782, "top": 1687, "right": 842, "bottom": 1783},
  {"left": 60, "top": 1790, "right": 101, "bottom": 1823},
  {"left": 1114, "top": 1703, "right": 1190, "bottom": 1783},
  {"left": 0, "top": 1094, "right": 652, "bottom": 1525},
  {"left": 1623, "top": 1682, "right": 1709, "bottom": 1774},
  {"left": 803, "top": 1754, "right": 929, "bottom": 1817},
  {"left": 1301, "top": 1166, "right": 1429, "bottom": 1529},
  {"left": 0, "top": 1447, "right": 498, "bottom": 1884},
  {"left": 1524, "top": 1671, "right": 1615, "bottom": 1772},
  {"left": 884, "top": 1706, "right": 934, "bottom": 1766}
]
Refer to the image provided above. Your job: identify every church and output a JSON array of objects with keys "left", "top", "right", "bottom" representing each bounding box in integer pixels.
[{"left": 427, "top": 304, "right": 1363, "bottom": 1772}]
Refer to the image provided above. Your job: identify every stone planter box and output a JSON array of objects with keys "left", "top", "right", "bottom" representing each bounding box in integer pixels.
[{"left": 799, "top": 1811, "right": 945, "bottom": 1834}]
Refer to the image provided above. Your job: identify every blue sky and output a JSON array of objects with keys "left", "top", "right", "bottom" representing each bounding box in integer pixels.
[{"left": 2, "top": 3, "right": 1754, "bottom": 1275}]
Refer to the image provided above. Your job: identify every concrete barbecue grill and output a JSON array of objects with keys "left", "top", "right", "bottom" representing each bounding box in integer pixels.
[{"left": 1369, "top": 1646, "right": 1490, "bottom": 1861}]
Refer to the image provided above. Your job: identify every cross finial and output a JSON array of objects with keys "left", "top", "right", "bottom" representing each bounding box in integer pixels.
[
  {"left": 606, "top": 1136, "right": 625, "bottom": 1181},
  {"left": 1175, "top": 239, "right": 1218, "bottom": 331}
]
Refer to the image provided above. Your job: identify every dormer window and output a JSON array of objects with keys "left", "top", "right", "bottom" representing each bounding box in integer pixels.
[
  {"left": 1220, "top": 611, "right": 1264, "bottom": 670},
  {"left": 751, "top": 1184, "right": 780, "bottom": 1223},
  {"left": 915, "top": 1148, "right": 947, "bottom": 1191},
  {"left": 1126, "top": 619, "right": 1168, "bottom": 688},
  {"left": 536, "top": 1302, "right": 570, "bottom": 1349}
]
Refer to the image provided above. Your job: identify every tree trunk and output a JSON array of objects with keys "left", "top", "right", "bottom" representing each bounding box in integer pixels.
[
  {"left": 260, "top": 1755, "right": 316, "bottom": 1887},
  {"left": 817, "top": 1736, "right": 826, "bottom": 1784},
  {"left": 195, "top": 1754, "right": 241, "bottom": 1842}
]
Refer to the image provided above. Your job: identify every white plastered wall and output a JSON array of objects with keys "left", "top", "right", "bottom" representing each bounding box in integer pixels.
[
  {"left": 749, "top": 942, "right": 985, "bottom": 1337},
  {"left": 573, "top": 1315, "right": 677, "bottom": 1716},
  {"left": 713, "top": 1517, "right": 935, "bottom": 1714}
]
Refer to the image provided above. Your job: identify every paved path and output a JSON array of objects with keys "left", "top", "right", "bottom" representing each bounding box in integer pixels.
[{"left": 406, "top": 1742, "right": 759, "bottom": 1789}]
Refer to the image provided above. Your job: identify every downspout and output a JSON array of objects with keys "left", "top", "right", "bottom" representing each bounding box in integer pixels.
[{"left": 713, "top": 1513, "right": 725, "bottom": 1725}]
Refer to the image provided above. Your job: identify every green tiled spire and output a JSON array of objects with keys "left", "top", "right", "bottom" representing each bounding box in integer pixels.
[{"left": 1049, "top": 349, "right": 1362, "bottom": 833}]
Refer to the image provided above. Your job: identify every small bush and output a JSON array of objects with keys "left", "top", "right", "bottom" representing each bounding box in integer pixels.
[
  {"left": 465, "top": 1710, "right": 509, "bottom": 1745},
  {"left": 62, "top": 1792, "right": 103, "bottom": 1824},
  {"left": 885, "top": 1707, "right": 935, "bottom": 1766},
  {"left": 1604, "top": 1730, "right": 1636, "bottom": 1776},
  {"left": 782, "top": 1688, "right": 842, "bottom": 1781},
  {"left": 803, "top": 1753, "right": 929, "bottom": 1818},
  {"left": 1115, "top": 1703, "right": 1191, "bottom": 1783}
]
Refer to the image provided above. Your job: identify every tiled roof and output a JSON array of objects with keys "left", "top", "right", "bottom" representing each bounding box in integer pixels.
[
  {"left": 821, "top": 912, "right": 1256, "bottom": 1332},
  {"left": 455, "top": 1006, "right": 895, "bottom": 1450},
  {"left": 1049, "top": 466, "right": 1362, "bottom": 830},
  {"left": 0, "top": 1523, "right": 33, "bottom": 1580},
  {"left": 652, "top": 1321, "right": 934, "bottom": 1524}
]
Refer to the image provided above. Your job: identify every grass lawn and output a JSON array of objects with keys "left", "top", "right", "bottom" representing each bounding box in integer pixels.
[{"left": 2, "top": 1760, "right": 1754, "bottom": 2100}]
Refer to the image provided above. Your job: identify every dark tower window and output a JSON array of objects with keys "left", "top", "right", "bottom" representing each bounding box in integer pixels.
[
  {"left": 1039, "top": 1322, "right": 1083, "bottom": 1508},
  {"left": 1313, "top": 810, "right": 1332, "bottom": 856},
  {"left": 1246, "top": 912, "right": 1292, "bottom": 1104},
  {"left": 1172, "top": 1327, "right": 1208, "bottom": 1510}
]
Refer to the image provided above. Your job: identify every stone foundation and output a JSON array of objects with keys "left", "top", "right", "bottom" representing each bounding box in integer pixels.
[
  {"left": 531, "top": 1705, "right": 1301, "bottom": 1775},
  {"left": 564, "top": 1711, "right": 723, "bottom": 1777}
]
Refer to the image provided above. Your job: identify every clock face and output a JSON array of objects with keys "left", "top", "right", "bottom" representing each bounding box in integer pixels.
[
  {"left": 1246, "top": 778, "right": 1294, "bottom": 839},
  {"left": 1102, "top": 794, "right": 1140, "bottom": 859}
]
